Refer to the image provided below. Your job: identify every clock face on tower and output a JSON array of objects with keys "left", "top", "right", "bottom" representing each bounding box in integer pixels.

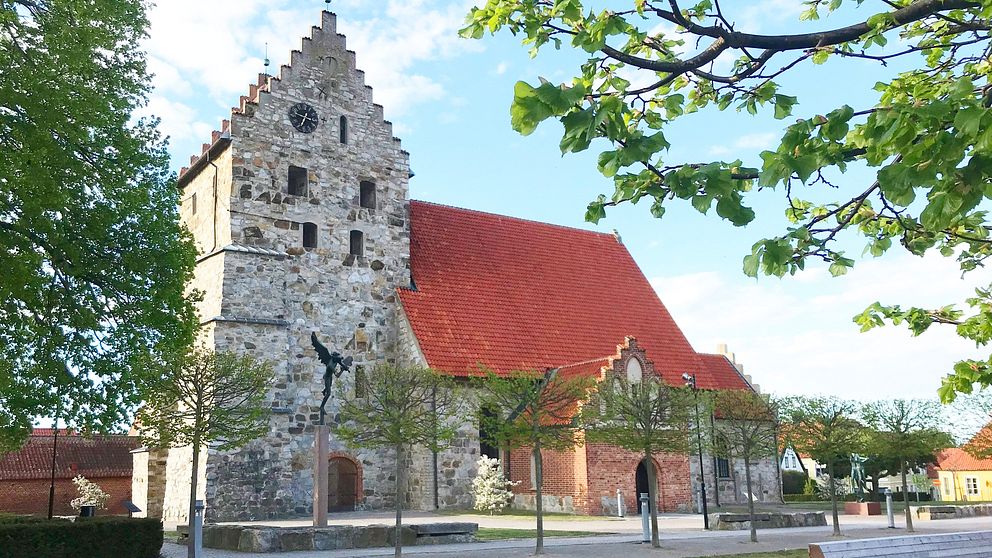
[{"left": 288, "top": 102, "right": 319, "bottom": 133}]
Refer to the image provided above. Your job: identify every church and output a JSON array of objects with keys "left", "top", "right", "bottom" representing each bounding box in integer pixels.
[{"left": 130, "top": 11, "right": 780, "bottom": 523}]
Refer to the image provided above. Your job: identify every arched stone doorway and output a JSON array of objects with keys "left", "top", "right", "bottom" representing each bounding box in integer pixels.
[
  {"left": 328, "top": 455, "right": 360, "bottom": 512},
  {"left": 635, "top": 461, "right": 651, "bottom": 514}
]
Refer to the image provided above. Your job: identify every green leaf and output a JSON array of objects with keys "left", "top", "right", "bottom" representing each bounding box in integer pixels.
[{"left": 773, "top": 95, "right": 799, "bottom": 119}]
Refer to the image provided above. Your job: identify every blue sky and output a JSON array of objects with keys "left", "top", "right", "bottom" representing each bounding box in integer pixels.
[{"left": 141, "top": 0, "right": 992, "bottom": 401}]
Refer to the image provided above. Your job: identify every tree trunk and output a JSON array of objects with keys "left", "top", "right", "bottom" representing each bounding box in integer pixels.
[
  {"left": 901, "top": 461, "right": 914, "bottom": 533},
  {"left": 533, "top": 443, "right": 544, "bottom": 555},
  {"left": 395, "top": 443, "right": 405, "bottom": 558},
  {"left": 645, "top": 454, "right": 661, "bottom": 548},
  {"left": 828, "top": 459, "right": 840, "bottom": 536},
  {"left": 187, "top": 434, "right": 201, "bottom": 558},
  {"left": 743, "top": 455, "right": 757, "bottom": 543}
]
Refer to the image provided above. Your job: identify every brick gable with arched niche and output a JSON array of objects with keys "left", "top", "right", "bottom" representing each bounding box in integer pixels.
[{"left": 508, "top": 337, "right": 693, "bottom": 515}]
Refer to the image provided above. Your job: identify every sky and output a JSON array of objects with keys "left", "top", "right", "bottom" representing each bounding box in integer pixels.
[{"left": 140, "top": 0, "right": 992, "bottom": 402}]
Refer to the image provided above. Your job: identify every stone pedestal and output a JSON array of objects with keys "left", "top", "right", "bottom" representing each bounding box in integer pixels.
[
  {"left": 313, "top": 425, "right": 329, "bottom": 527},
  {"left": 844, "top": 501, "right": 882, "bottom": 516}
]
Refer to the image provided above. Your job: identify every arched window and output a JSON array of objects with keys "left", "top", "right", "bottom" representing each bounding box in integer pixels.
[
  {"left": 359, "top": 181, "right": 376, "bottom": 209},
  {"left": 626, "top": 358, "right": 643, "bottom": 383},
  {"left": 303, "top": 222, "right": 318, "bottom": 248},
  {"left": 339, "top": 115, "right": 348, "bottom": 144},
  {"left": 349, "top": 230, "right": 364, "bottom": 256}
]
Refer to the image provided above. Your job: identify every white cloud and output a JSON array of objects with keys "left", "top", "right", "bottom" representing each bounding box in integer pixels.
[
  {"left": 710, "top": 132, "right": 778, "bottom": 156},
  {"left": 652, "top": 254, "right": 992, "bottom": 400},
  {"left": 495, "top": 62, "right": 509, "bottom": 75},
  {"left": 142, "top": 0, "right": 482, "bottom": 155},
  {"left": 137, "top": 96, "right": 212, "bottom": 143}
]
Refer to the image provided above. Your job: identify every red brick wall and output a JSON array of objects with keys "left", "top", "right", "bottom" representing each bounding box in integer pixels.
[
  {"left": 584, "top": 444, "right": 691, "bottom": 514},
  {"left": 509, "top": 443, "right": 691, "bottom": 515},
  {"left": 0, "top": 477, "right": 133, "bottom": 516}
]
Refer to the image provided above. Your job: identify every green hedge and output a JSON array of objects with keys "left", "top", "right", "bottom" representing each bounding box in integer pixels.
[
  {"left": 784, "top": 494, "right": 824, "bottom": 502},
  {"left": 782, "top": 471, "right": 808, "bottom": 495},
  {"left": 0, "top": 517, "right": 162, "bottom": 558}
]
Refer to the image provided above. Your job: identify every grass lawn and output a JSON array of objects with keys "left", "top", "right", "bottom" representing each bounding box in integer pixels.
[
  {"left": 437, "top": 509, "right": 610, "bottom": 521},
  {"left": 694, "top": 551, "right": 805, "bottom": 558},
  {"left": 475, "top": 527, "right": 602, "bottom": 541}
]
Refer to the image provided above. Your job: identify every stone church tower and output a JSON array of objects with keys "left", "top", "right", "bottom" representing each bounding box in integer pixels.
[{"left": 134, "top": 12, "right": 415, "bottom": 522}]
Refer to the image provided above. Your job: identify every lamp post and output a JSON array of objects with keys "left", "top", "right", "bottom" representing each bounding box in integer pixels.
[{"left": 682, "top": 372, "right": 710, "bottom": 530}]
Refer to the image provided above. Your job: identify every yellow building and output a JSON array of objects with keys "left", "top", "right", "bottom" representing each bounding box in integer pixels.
[{"left": 935, "top": 448, "right": 992, "bottom": 502}]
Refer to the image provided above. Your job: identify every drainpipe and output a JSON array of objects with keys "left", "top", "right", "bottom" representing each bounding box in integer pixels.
[
  {"left": 709, "top": 411, "right": 720, "bottom": 507},
  {"left": 432, "top": 386, "right": 439, "bottom": 509},
  {"left": 207, "top": 155, "right": 219, "bottom": 253}
]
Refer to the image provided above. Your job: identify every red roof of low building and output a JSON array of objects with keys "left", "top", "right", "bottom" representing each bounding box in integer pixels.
[
  {"left": 935, "top": 447, "right": 992, "bottom": 472},
  {"left": 0, "top": 432, "right": 138, "bottom": 481},
  {"left": 398, "top": 201, "right": 750, "bottom": 391}
]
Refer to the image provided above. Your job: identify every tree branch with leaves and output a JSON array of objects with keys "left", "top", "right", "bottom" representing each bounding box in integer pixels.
[
  {"left": 462, "top": 0, "right": 992, "bottom": 399},
  {"left": 336, "top": 365, "right": 462, "bottom": 558},
  {"left": 581, "top": 371, "right": 692, "bottom": 547},
  {"left": 476, "top": 369, "right": 593, "bottom": 556},
  {"left": 136, "top": 348, "right": 273, "bottom": 558},
  {"left": 711, "top": 389, "right": 778, "bottom": 543},
  {"left": 862, "top": 398, "right": 953, "bottom": 532},
  {"left": 0, "top": 0, "right": 199, "bottom": 449},
  {"left": 780, "top": 396, "right": 864, "bottom": 536}
]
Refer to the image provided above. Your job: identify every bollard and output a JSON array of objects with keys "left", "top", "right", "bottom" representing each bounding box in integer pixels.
[
  {"left": 193, "top": 499, "right": 205, "bottom": 558},
  {"left": 617, "top": 488, "right": 624, "bottom": 518},
  {"left": 640, "top": 492, "right": 650, "bottom": 543},
  {"left": 885, "top": 490, "right": 895, "bottom": 529}
]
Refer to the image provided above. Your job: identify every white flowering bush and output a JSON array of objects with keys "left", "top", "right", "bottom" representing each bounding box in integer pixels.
[
  {"left": 471, "top": 456, "right": 518, "bottom": 515},
  {"left": 69, "top": 475, "right": 110, "bottom": 510}
]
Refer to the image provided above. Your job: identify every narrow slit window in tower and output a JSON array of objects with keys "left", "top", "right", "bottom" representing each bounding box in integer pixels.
[
  {"left": 303, "top": 222, "right": 318, "bottom": 248},
  {"left": 339, "top": 116, "right": 348, "bottom": 144},
  {"left": 354, "top": 365, "right": 366, "bottom": 399},
  {"left": 288, "top": 165, "right": 308, "bottom": 196},
  {"left": 191, "top": 193, "right": 197, "bottom": 214},
  {"left": 359, "top": 181, "right": 376, "bottom": 209},
  {"left": 349, "top": 230, "right": 364, "bottom": 256}
]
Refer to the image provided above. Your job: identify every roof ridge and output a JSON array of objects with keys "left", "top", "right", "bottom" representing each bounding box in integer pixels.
[
  {"left": 554, "top": 356, "right": 611, "bottom": 370},
  {"left": 410, "top": 199, "right": 619, "bottom": 240}
]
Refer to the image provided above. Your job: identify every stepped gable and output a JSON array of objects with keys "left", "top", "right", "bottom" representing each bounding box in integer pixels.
[
  {"left": 398, "top": 200, "right": 751, "bottom": 391},
  {"left": 177, "top": 11, "right": 405, "bottom": 184}
]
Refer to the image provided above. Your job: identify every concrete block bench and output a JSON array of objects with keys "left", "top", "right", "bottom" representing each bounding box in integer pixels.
[
  {"left": 809, "top": 530, "right": 992, "bottom": 557},
  {"left": 193, "top": 522, "right": 477, "bottom": 552},
  {"left": 915, "top": 503, "right": 992, "bottom": 520},
  {"left": 711, "top": 511, "right": 825, "bottom": 530}
]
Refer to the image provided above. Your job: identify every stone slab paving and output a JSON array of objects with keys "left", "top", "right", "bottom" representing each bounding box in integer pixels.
[{"left": 161, "top": 514, "right": 992, "bottom": 558}]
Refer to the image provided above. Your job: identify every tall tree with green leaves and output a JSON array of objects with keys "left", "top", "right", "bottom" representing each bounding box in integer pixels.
[
  {"left": 862, "top": 399, "right": 954, "bottom": 532},
  {"left": 477, "top": 370, "right": 593, "bottom": 556},
  {"left": 137, "top": 348, "right": 273, "bottom": 558},
  {"left": 336, "top": 365, "right": 461, "bottom": 558},
  {"left": 780, "top": 396, "right": 864, "bottom": 536},
  {"left": 462, "top": 1, "right": 992, "bottom": 400},
  {"left": 581, "top": 371, "right": 692, "bottom": 547},
  {"left": 711, "top": 389, "right": 778, "bottom": 543},
  {"left": 1, "top": 0, "right": 198, "bottom": 449}
]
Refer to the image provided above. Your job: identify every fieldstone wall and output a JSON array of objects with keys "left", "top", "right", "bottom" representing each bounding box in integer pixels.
[
  {"left": 688, "top": 449, "right": 781, "bottom": 510},
  {"left": 711, "top": 511, "right": 825, "bottom": 530}
]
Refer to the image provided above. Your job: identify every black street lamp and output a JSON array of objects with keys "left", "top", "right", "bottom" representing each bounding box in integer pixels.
[{"left": 682, "top": 372, "right": 710, "bottom": 530}]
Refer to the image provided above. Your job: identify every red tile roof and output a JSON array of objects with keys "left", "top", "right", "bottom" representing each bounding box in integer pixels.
[
  {"left": 398, "top": 201, "right": 751, "bottom": 391},
  {"left": 697, "top": 353, "right": 753, "bottom": 392},
  {"left": 936, "top": 448, "right": 992, "bottom": 472},
  {"left": 0, "top": 432, "right": 138, "bottom": 481}
]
